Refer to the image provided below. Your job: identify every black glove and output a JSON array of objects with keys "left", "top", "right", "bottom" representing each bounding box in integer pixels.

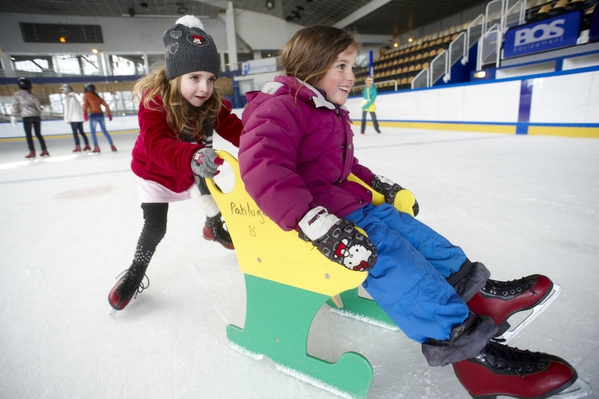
[
  {"left": 298, "top": 206, "right": 377, "bottom": 271},
  {"left": 372, "top": 175, "right": 420, "bottom": 216},
  {"left": 371, "top": 175, "right": 402, "bottom": 204},
  {"left": 412, "top": 199, "right": 420, "bottom": 217},
  {"left": 191, "top": 148, "right": 223, "bottom": 178}
]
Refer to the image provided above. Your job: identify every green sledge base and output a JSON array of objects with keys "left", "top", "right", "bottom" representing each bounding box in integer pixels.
[
  {"left": 227, "top": 274, "right": 375, "bottom": 399},
  {"left": 327, "top": 288, "right": 399, "bottom": 331}
]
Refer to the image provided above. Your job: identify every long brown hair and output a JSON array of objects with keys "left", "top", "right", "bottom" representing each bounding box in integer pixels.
[
  {"left": 279, "top": 25, "right": 360, "bottom": 87},
  {"left": 132, "top": 64, "right": 222, "bottom": 141}
]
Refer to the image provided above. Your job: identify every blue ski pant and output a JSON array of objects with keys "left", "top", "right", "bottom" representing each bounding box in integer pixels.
[
  {"left": 346, "top": 203, "right": 470, "bottom": 343},
  {"left": 89, "top": 114, "right": 114, "bottom": 147}
]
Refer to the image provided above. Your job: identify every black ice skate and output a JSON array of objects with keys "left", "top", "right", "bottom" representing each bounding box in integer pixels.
[
  {"left": 108, "top": 262, "right": 150, "bottom": 312},
  {"left": 453, "top": 341, "right": 591, "bottom": 399},
  {"left": 467, "top": 274, "right": 561, "bottom": 342},
  {"left": 203, "top": 213, "right": 234, "bottom": 250}
]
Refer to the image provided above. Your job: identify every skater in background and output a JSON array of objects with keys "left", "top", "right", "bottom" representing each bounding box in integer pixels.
[
  {"left": 11, "top": 77, "right": 49, "bottom": 159},
  {"left": 360, "top": 76, "right": 380, "bottom": 134},
  {"left": 82, "top": 83, "right": 116, "bottom": 153},
  {"left": 60, "top": 84, "right": 90, "bottom": 152},
  {"left": 238, "top": 25, "right": 579, "bottom": 399},
  {"left": 108, "top": 15, "right": 242, "bottom": 311}
]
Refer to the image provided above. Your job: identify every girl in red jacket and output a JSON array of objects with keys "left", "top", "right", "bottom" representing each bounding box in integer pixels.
[{"left": 108, "top": 15, "right": 242, "bottom": 311}]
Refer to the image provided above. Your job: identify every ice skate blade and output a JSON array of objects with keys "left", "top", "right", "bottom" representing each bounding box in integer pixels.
[
  {"left": 468, "top": 378, "right": 591, "bottom": 399},
  {"left": 553, "top": 377, "right": 592, "bottom": 399},
  {"left": 496, "top": 284, "right": 561, "bottom": 343}
]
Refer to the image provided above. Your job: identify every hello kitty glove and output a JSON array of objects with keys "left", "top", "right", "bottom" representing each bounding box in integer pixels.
[{"left": 298, "top": 206, "right": 377, "bottom": 271}]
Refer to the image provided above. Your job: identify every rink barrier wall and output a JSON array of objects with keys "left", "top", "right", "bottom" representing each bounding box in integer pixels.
[
  {"left": 349, "top": 66, "right": 599, "bottom": 139},
  {"left": 0, "top": 115, "right": 141, "bottom": 140},
  {"left": 2, "top": 67, "right": 597, "bottom": 140}
]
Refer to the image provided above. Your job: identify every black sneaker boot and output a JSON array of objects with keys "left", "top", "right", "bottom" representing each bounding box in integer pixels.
[
  {"left": 203, "top": 213, "right": 234, "bottom": 250},
  {"left": 108, "top": 262, "right": 150, "bottom": 311}
]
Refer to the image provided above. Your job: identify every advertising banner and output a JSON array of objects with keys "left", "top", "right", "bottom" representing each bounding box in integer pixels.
[
  {"left": 241, "top": 58, "right": 278, "bottom": 76},
  {"left": 504, "top": 11, "right": 582, "bottom": 58}
]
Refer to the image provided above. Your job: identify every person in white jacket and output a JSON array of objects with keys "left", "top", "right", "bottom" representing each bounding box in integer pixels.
[{"left": 60, "top": 84, "right": 90, "bottom": 152}]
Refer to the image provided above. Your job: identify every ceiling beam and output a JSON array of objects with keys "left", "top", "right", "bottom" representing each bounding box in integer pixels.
[{"left": 333, "top": 0, "right": 393, "bottom": 29}]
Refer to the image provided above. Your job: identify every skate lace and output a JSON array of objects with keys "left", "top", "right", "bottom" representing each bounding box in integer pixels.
[
  {"left": 206, "top": 216, "right": 233, "bottom": 246},
  {"left": 483, "top": 341, "right": 547, "bottom": 377},
  {"left": 115, "top": 267, "right": 150, "bottom": 299},
  {"left": 483, "top": 277, "right": 536, "bottom": 297}
]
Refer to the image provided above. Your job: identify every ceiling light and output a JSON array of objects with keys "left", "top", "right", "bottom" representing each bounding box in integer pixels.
[{"left": 265, "top": 0, "right": 275, "bottom": 10}]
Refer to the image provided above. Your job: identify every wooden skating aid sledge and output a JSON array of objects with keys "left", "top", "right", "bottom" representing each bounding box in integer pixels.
[{"left": 206, "top": 151, "right": 415, "bottom": 399}]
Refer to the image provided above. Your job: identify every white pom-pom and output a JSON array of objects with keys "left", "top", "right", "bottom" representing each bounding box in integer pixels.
[{"left": 176, "top": 15, "right": 204, "bottom": 30}]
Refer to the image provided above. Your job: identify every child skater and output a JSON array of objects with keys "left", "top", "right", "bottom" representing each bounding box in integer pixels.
[
  {"left": 238, "top": 25, "right": 579, "bottom": 399},
  {"left": 60, "top": 84, "right": 90, "bottom": 152},
  {"left": 360, "top": 76, "right": 381, "bottom": 134},
  {"left": 82, "top": 83, "right": 116, "bottom": 153},
  {"left": 11, "top": 78, "right": 49, "bottom": 158},
  {"left": 108, "top": 15, "right": 242, "bottom": 311}
]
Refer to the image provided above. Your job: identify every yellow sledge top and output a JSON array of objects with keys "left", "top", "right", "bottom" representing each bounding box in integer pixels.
[{"left": 206, "top": 151, "right": 367, "bottom": 297}]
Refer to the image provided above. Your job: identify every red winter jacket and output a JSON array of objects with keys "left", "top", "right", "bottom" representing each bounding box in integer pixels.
[
  {"left": 239, "top": 75, "right": 376, "bottom": 232},
  {"left": 131, "top": 95, "right": 242, "bottom": 193}
]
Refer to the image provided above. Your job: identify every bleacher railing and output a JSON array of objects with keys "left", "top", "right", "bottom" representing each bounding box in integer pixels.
[
  {"left": 503, "top": 0, "right": 526, "bottom": 32},
  {"left": 351, "top": 79, "right": 398, "bottom": 96},
  {"left": 444, "top": 32, "right": 468, "bottom": 83},
  {"left": 430, "top": 50, "right": 448, "bottom": 86},
  {"left": 467, "top": 14, "right": 486, "bottom": 56},
  {"left": 485, "top": 0, "right": 505, "bottom": 33},
  {"left": 477, "top": 24, "right": 503, "bottom": 70},
  {"left": 412, "top": 68, "right": 429, "bottom": 89}
]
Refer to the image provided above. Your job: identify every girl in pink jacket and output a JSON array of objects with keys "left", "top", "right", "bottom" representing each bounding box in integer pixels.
[{"left": 238, "top": 25, "right": 578, "bottom": 399}]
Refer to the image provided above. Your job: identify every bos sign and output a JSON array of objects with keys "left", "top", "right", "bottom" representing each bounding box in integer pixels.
[{"left": 504, "top": 11, "right": 581, "bottom": 58}]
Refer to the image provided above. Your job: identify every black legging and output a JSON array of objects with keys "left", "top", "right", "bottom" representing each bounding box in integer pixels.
[
  {"left": 133, "top": 203, "right": 169, "bottom": 265},
  {"left": 23, "top": 116, "right": 46, "bottom": 151},
  {"left": 70, "top": 122, "right": 89, "bottom": 146}
]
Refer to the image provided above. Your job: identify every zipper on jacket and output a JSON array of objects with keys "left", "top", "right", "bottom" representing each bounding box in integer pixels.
[{"left": 334, "top": 107, "right": 342, "bottom": 121}]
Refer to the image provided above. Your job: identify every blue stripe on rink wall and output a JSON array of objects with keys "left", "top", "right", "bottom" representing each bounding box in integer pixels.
[{"left": 516, "top": 79, "right": 533, "bottom": 135}]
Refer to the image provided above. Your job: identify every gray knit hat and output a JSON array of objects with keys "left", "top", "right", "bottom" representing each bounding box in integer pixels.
[{"left": 162, "top": 15, "right": 220, "bottom": 80}]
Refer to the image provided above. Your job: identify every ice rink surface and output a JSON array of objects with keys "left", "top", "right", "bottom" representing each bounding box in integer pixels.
[{"left": 1, "top": 125, "right": 598, "bottom": 399}]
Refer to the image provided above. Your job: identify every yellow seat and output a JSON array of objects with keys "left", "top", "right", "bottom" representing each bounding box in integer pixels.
[{"left": 207, "top": 150, "right": 368, "bottom": 296}]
